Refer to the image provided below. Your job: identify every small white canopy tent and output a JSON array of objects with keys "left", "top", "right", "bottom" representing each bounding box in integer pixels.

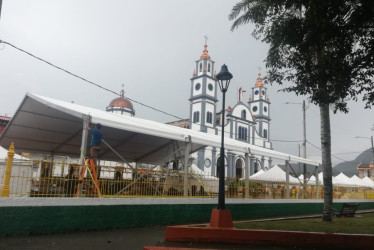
[
  {"left": 334, "top": 172, "right": 357, "bottom": 187},
  {"left": 0, "top": 146, "right": 24, "bottom": 160},
  {"left": 298, "top": 174, "right": 317, "bottom": 185},
  {"left": 250, "top": 165, "right": 300, "bottom": 184},
  {"left": 239, "top": 169, "right": 263, "bottom": 181},
  {"left": 362, "top": 176, "right": 374, "bottom": 188},
  {"left": 250, "top": 169, "right": 264, "bottom": 178},
  {"left": 350, "top": 175, "right": 369, "bottom": 188}
]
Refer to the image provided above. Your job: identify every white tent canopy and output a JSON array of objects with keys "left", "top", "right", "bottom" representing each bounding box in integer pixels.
[
  {"left": 250, "top": 165, "right": 301, "bottom": 184},
  {"left": 298, "top": 174, "right": 317, "bottom": 185},
  {"left": 251, "top": 169, "right": 264, "bottom": 178},
  {"left": 0, "top": 146, "right": 24, "bottom": 160},
  {"left": 0, "top": 93, "right": 321, "bottom": 166},
  {"left": 350, "top": 175, "right": 369, "bottom": 188},
  {"left": 362, "top": 176, "right": 374, "bottom": 188},
  {"left": 334, "top": 172, "right": 357, "bottom": 187}
]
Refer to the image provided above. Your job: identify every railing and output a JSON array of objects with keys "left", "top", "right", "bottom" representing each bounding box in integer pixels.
[{"left": 1, "top": 157, "right": 374, "bottom": 199}]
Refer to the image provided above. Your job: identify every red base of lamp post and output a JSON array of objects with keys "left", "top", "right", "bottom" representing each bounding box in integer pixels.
[{"left": 209, "top": 208, "right": 233, "bottom": 228}]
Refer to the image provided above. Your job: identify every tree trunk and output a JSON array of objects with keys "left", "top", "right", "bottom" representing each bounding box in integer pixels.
[{"left": 320, "top": 103, "right": 333, "bottom": 222}]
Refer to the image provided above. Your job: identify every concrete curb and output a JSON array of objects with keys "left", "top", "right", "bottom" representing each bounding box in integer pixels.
[{"left": 165, "top": 225, "right": 374, "bottom": 249}]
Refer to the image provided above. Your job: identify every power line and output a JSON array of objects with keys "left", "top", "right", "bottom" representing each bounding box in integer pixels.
[
  {"left": 272, "top": 139, "right": 303, "bottom": 143},
  {"left": 0, "top": 40, "right": 184, "bottom": 120},
  {"left": 308, "top": 151, "right": 364, "bottom": 157},
  {"left": 306, "top": 141, "right": 360, "bottom": 164}
]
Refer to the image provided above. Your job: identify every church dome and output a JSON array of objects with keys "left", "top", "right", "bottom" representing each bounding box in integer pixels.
[
  {"left": 109, "top": 96, "right": 134, "bottom": 110},
  {"left": 106, "top": 89, "right": 135, "bottom": 116},
  {"left": 200, "top": 44, "right": 211, "bottom": 60},
  {"left": 255, "top": 73, "right": 264, "bottom": 87}
]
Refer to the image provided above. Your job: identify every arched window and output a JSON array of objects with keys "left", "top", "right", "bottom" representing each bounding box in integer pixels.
[
  {"left": 241, "top": 110, "right": 246, "bottom": 119},
  {"left": 199, "top": 63, "right": 202, "bottom": 72},
  {"left": 263, "top": 129, "right": 268, "bottom": 139},
  {"left": 206, "top": 112, "right": 212, "bottom": 124},
  {"left": 208, "top": 63, "right": 211, "bottom": 72},
  {"left": 235, "top": 159, "right": 243, "bottom": 179},
  {"left": 254, "top": 161, "right": 260, "bottom": 173},
  {"left": 193, "top": 111, "right": 200, "bottom": 123}
]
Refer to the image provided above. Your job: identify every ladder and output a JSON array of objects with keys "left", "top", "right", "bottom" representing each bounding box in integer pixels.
[
  {"left": 189, "top": 166, "right": 211, "bottom": 197},
  {"left": 75, "top": 158, "right": 101, "bottom": 197}
]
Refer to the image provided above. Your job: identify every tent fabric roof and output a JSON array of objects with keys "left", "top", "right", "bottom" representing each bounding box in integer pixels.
[
  {"left": 362, "top": 176, "right": 374, "bottom": 188},
  {"left": 0, "top": 146, "right": 23, "bottom": 160},
  {"left": 298, "top": 174, "right": 317, "bottom": 185},
  {"left": 350, "top": 175, "right": 369, "bottom": 188},
  {"left": 239, "top": 169, "right": 264, "bottom": 180},
  {"left": 335, "top": 172, "right": 357, "bottom": 187},
  {"left": 250, "top": 165, "right": 301, "bottom": 184},
  {"left": 0, "top": 93, "right": 321, "bottom": 165}
]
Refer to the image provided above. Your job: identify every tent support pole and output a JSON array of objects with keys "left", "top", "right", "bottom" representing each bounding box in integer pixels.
[
  {"left": 316, "top": 165, "right": 320, "bottom": 199},
  {"left": 79, "top": 115, "right": 90, "bottom": 165},
  {"left": 285, "top": 159, "right": 290, "bottom": 198},
  {"left": 183, "top": 138, "right": 191, "bottom": 197},
  {"left": 244, "top": 153, "right": 249, "bottom": 198}
]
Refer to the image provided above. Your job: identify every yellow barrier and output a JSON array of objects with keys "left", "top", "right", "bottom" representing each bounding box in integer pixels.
[
  {"left": 0, "top": 143, "right": 15, "bottom": 197},
  {"left": 0, "top": 151, "right": 373, "bottom": 199}
]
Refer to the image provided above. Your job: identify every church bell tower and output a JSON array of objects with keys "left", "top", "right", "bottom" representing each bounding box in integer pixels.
[{"left": 189, "top": 42, "right": 218, "bottom": 134}]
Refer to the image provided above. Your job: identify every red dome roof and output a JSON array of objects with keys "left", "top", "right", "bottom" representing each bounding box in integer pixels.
[
  {"left": 200, "top": 44, "right": 211, "bottom": 60},
  {"left": 108, "top": 89, "right": 134, "bottom": 110},
  {"left": 108, "top": 97, "right": 133, "bottom": 110}
]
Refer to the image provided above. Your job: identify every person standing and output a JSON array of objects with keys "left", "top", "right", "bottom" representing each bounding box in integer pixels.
[{"left": 86, "top": 123, "right": 103, "bottom": 162}]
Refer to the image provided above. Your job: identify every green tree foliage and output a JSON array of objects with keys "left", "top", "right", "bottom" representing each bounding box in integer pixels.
[{"left": 229, "top": 0, "right": 374, "bottom": 221}]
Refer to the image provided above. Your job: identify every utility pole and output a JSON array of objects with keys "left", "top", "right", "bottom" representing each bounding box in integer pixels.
[
  {"left": 302, "top": 100, "right": 307, "bottom": 198},
  {"left": 371, "top": 136, "right": 374, "bottom": 166},
  {"left": 0, "top": 0, "right": 3, "bottom": 21},
  {"left": 285, "top": 100, "right": 308, "bottom": 198}
]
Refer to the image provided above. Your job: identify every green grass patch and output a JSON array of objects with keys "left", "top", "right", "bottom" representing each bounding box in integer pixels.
[{"left": 235, "top": 213, "right": 374, "bottom": 234}]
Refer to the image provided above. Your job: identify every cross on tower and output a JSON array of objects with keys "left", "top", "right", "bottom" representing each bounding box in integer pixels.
[{"left": 204, "top": 34, "right": 208, "bottom": 45}]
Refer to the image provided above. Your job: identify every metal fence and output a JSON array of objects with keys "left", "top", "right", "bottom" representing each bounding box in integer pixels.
[{"left": 1, "top": 157, "right": 374, "bottom": 199}]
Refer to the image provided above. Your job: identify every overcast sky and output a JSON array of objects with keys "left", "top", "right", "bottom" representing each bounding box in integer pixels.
[{"left": 0, "top": 0, "right": 373, "bottom": 166}]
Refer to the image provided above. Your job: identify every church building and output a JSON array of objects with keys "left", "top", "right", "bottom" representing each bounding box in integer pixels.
[{"left": 169, "top": 43, "right": 273, "bottom": 178}]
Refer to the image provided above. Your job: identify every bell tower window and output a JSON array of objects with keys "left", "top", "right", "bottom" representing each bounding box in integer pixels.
[
  {"left": 193, "top": 111, "right": 200, "bottom": 123},
  {"left": 263, "top": 129, "right": 268, "bottom": 139},
  {"left": 208, "top": 63, "right": 211, "bottom": 72},
  {"left": 206, "top": 112, "right": 212, "bottom": 124},
  {"left": 199, "top": 63, "right": 202, "bottom": 72}
]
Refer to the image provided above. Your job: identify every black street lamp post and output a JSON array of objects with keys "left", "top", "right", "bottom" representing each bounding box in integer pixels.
[{"left": 216, "top": 64, "right": 233, "bottom": 210}]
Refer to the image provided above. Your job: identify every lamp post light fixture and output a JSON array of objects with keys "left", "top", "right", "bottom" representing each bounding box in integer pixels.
[
  {"left": 216, "top": 64, "right": 233, "bottom": 210},
  {"left": 209, "top": 64, "right": 234, "bottom": 228}
]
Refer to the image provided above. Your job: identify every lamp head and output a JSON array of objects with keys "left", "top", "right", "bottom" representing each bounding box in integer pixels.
[{"left": 216, "top": 64, "right": 233, "bottom": 93}]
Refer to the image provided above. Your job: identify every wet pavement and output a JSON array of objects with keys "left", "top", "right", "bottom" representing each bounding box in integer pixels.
[{"left": 0, "top": 225, "right": 319, "bottom": 250}]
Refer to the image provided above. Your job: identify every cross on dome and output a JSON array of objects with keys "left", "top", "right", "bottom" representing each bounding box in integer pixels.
[{"left": 120, "top": 84, "right": 125, "bottom": 97}]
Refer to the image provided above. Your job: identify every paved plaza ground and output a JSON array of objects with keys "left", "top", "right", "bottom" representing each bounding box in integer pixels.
[{"left": 0, "top": 225, "right": 318, "bottom": 250}]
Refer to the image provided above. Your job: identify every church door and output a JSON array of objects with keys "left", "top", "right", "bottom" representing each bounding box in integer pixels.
[{"left": 236, "top": 159, "right": 243, "bottom": 179}]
